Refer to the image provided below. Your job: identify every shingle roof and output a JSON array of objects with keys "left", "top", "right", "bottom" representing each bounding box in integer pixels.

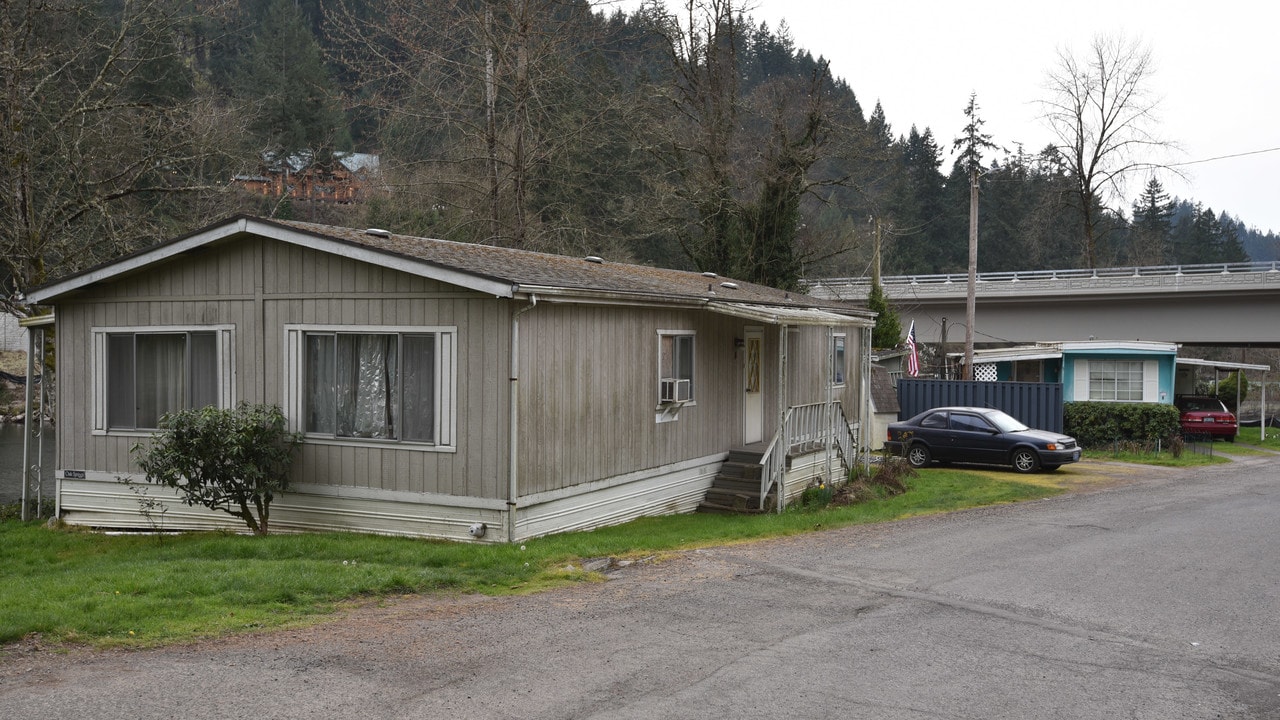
[
  {"left": 272, "top": 218, "right": 866, "bottom": 314},
  {"left": 869, "top": 365, "right": 900, "bottom": 414},
  {"left": 27, "top": 216, "right": 875, "bottom": 325}
]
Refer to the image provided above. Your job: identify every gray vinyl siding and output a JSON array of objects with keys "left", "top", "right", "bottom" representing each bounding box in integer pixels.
[
  {"left": 511, "top": 306, "right": 864, "bottom": 496},
  {"left": 53, "top": 238, "right": 511, "bottom": 501},
  {"left": 515, "top": 304, "right": 744, "bottom": 496},
  {"left": 785, "top": 325, "right": 864, "bottom": 412}
]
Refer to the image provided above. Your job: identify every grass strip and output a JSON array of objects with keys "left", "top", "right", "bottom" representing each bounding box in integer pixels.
[
  {"left": 1, "top": 469, "right": 1058, "bottom": 648},
  {"left": 1237, "top": 426, "right": 1280, "bottom": 451}
]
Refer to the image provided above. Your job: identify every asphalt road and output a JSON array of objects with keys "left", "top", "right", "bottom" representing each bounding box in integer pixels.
[{"left": 3, "top": 454, "right": 1279, "bottom": 719}]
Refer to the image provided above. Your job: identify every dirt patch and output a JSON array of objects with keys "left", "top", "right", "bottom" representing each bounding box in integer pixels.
[
  {"left": 0, "top": 351, "right": 27, "bottom": 376},
  {"left": 1045, "top": 459, "right": 1179, "bottom": 492}
]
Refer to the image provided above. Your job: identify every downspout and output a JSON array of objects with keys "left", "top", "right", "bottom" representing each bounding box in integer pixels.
[
  {"left": 507, "top": 293, "right": 538, "bottom": 543},
  {"left": 20, "top": 325, "right": 35, "bottom": 521},
  {"left": 861, "top": 325, "right": 872, "bottom": 476},
  {"left": 776, "top": 324, "right": 788, "bottom": 513},
  {"left": 824, "top": 325, "right": 833, "bottom": 486}
]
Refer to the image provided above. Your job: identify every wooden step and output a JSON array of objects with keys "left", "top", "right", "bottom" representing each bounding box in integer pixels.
[
  {"left": 726, "top": 449, "right": 765, "bottom": 465},
  {"left": 707, "top": 476, "right": 760, "bottom": 494},
  {"left": 717, "top": 461, "right": 763, "bottom": 481},
  {"left": 696, "top": 450, "right": 775, "bottom": 514},
  {"left": 696, "top": 500, "right": 768, "bottom": 515}
]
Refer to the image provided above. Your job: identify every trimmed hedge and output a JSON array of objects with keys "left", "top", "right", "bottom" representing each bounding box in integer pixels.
[{"left": 1063, "top": 402, "right": 1180, "bottom": 448}]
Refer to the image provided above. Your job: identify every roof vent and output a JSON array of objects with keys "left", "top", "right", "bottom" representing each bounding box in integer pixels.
[
  {"left": 719, "top": 281, "right": 739, "bottom": 290},
  {"left": 365, "top": 228, "right": 391, "bottom": 238},
  {"left": 584, "top": 255, "right": 604, "bottom": 264},
  {"left": 701, "top": 271, "right": 717, "bottom": 278}
]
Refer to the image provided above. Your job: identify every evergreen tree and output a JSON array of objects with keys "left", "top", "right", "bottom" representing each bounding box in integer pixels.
[
  {"left": 1214, "top": 210, "right": 1248, "bottom": 263},
  {"left": 233, "top": 0, "right": 347, "bottom": 160},
  {"left": 884, "top": 126, "right": 949, "bottom": 274},
  {"left": 1129, "top": 177, "right": 1174, "bottom": 265},
  {"left": 867, "top": 278, "right": 902, "bottom": 349}
]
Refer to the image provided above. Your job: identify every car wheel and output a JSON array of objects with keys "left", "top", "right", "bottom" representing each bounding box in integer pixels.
[
  {"left": 906, "top": 443, "right": 932, "bottom": 468},
  {"left": 1041, "top": 464, "right": 1061, "bottom": 472},
  {"left": 1011, "top": 448, "right": 1040, "bottom": 473},
  {"left": 1226, "top": 435, "right": 1235, "bottom": 443}
]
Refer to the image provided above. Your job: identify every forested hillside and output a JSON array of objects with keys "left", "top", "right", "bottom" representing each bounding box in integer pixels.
[{"left": 3, "top": 0, "right": 1275, "bottom": 314}]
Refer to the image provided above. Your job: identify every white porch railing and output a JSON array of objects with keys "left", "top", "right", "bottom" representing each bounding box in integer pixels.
[{"left": 756, "top": 401, "right": 859, "bottom": 511}]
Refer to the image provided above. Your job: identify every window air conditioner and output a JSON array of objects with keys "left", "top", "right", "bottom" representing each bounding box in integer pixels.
[{"left": 660, "top": 378, "right": 691, "bottom": 403}]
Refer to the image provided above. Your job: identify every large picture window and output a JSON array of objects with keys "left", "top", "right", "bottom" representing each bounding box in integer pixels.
[
  {"left": 93, "top": 326, "right": 234, "bottom": 432},
  {"left": 286, "top": 326, "right": 456, "bottom": 448},
  {"left": 1088, "top": 360, "right": 1144, "bottom": 401}
]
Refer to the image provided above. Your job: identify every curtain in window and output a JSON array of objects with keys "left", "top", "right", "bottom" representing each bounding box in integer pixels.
[
  {"left": 401, "top": 335, "right": 436, "bottom": 442},
  {"left": 107, "top": 335, "right": 137, "bottom": 429},
  {"left": 306, "top": 334, "right": 336, "bottom": 434},
  {"left": 336, "top": 334, "right": 398, "bottom": 438},
  {"left": 135, "top": 334, "right": 185, "bottom": 428},
  {"left": 188, "top": 332, "right": 218, "bottom": 410}
]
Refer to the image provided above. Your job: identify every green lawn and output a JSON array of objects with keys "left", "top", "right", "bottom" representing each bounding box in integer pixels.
[
  {"left": 1237, "top": 426, "right": 1280, "bottom": 451},
  {"left": 0, "top": 468, "right": 1059, "bottom": 648},
  {"left": 1082, "top": 443, "right": 1232, "bottom": 467}
]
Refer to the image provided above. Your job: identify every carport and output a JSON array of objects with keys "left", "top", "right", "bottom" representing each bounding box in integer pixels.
[{"left": 1175, "top": 357, "right": 1271, "bottom": 439}]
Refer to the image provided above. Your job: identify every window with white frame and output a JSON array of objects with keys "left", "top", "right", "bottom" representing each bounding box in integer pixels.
[
  {"left": 286, "top": 326, "right": 456, "bottom": 447},
  {"left": 1088, "top": 360, "right": 1144, "bottom": 401},
  {"left": 831, "top": 334, "right": 847, "bottom": 386},
  {"left": 93, "top": 326, "right": 234, "bottom": 432},
  {"left": 658, "top": 331, "right": 695, "bottom": 404}
]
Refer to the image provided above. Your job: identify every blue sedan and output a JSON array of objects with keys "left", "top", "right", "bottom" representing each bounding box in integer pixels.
[{"left": 885, "top": 407, "right": 1080, "bottom": 473}]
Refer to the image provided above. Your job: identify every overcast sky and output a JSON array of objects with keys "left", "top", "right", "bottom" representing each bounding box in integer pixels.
[{"left": 614, "top": 0, "right": 1280, "bottom": 236}]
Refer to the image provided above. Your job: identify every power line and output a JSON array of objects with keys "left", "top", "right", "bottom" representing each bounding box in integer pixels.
[{"left": 1168, "top": 146, "right": 1280, "bottom": 168}]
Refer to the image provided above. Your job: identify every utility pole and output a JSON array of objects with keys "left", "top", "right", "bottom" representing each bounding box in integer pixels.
[
  {"left": 939, "top": 316, "right": 949, "bottom": 379},
  {"left": 964, "top": 166, "right": 977, "bottom": 380},
  {"left": 953, "top": 92, "right": 993, "bottom": 382},
  {"left": 871, "top": 217, "right": 882, "bottom": 286}
]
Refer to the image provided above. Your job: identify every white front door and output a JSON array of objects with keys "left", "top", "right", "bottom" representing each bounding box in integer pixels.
[{"left": 743, "top": 327, "right": 764, "bottom": 445}]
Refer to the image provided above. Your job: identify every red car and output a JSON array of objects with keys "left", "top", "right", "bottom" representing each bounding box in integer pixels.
[{"left": 1174, "top": 395, "right": 1237, "bottom": 441}]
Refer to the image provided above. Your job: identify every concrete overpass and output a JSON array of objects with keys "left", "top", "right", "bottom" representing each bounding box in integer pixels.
[{"left": 805, "top": 261, "right": 1280, "bottom": 347}]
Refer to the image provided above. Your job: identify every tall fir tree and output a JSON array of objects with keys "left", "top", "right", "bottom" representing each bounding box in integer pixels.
[
  {"left": 233, "top": 0, "right": 347, "bottom": 161},
  {"left": 1129, "top": 177, "right": 1174, "bottom": 265},
  {"left": 867, "top": 278, "right": 902, "bottom": 349}
]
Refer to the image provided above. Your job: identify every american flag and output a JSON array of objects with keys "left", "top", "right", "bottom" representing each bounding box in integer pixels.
[{"left": 905, "top": 320, "right": 919, "bottom": 377}]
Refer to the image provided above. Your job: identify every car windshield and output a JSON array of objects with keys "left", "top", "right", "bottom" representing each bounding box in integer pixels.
[
  {"left": 985, "top": 410, "right": 1029, "bottom": 433},
  {"left": 1181, "top": 398, "right": 1226, "bottom": 412}
]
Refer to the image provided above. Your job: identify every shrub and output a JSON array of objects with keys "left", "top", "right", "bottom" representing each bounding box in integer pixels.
[
  {"left": 1214, "top": 372, "right": 1249, "bottom": 411},
  {"left": 1063, "top": 402, "right": 1180, "bottom": 449},
  {"left": 131, "top": 403, "right": 301, "bottom": 535}
]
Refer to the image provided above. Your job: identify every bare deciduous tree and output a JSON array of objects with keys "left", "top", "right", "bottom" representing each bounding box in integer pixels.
[
  {"left": 327, "top": 0, "right": 630, "bottom": 253},
  {"left": 0, "top": 0, "right": 247, "bottom": 315},
  {"left": 640, "top": 0, "right": 843, "bottom": 288},
  {"left": 1039, "top": 34, "right": 1178, "bottom": 268}
]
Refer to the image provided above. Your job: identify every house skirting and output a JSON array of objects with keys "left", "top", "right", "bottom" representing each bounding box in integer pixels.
[
  {"left": 53, "top": 453, "right": 726, "bottom": 542},
  {"left": 513, "top": 454, "right": 724, "bottom": 540},
  {"left": 782, "top": 449, "right": 850, "bottom": 506}
]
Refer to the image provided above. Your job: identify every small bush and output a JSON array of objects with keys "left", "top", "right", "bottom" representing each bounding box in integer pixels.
[
  {"left": 1214, "top": 373, "right": 1249, "bottom": 411},
  {"left": 131, "top": 403, "right": 301, "bottom": 535},
  {"left": 827, "top": 458, "right": 915, "bottom": 506},
  {"left": 1063, "top": 401, "right": 1180, "bottom": 449},
  {"left": 798, "top": 482, "right": 834, "bottom": 510}
]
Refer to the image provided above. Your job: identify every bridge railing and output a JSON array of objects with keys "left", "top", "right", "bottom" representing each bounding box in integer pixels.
[{"left": 807, "top": 260, "right": 1280, "bottom": 289}]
